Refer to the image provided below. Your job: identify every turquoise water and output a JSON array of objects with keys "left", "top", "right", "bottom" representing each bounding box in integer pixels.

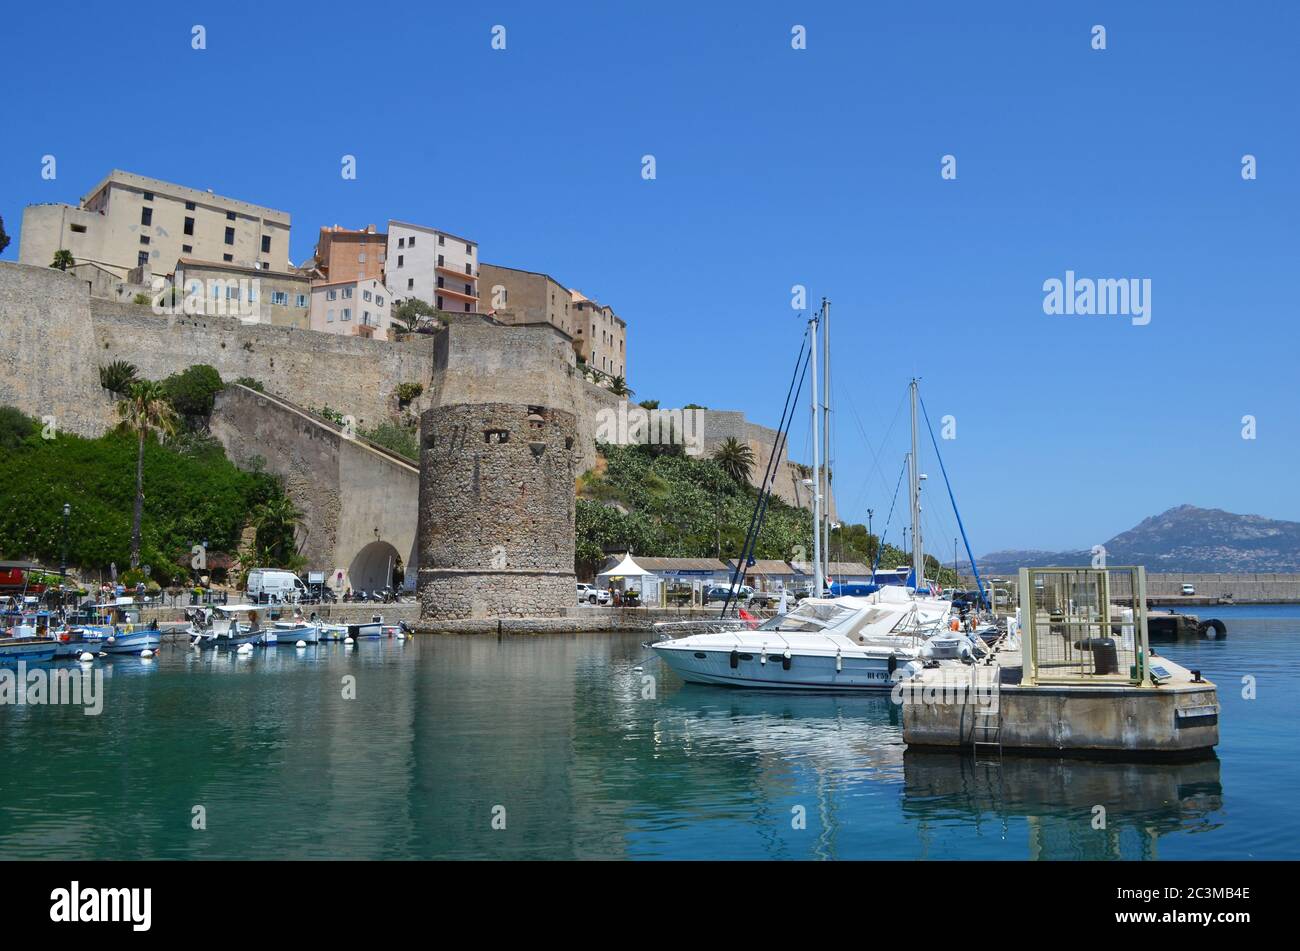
[{"left": 1, "top": 604, "right": 1295, "bottom": 860}]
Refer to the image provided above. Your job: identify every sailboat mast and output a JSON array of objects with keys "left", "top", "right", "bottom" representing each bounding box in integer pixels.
[
  {"left": 909, "top": 379, "right": 924, "bottom": 589},
  {"left": 821, "top": 298, "right": 831, "bottom": 585},
  {"left": 809, "top": 311, "right": 823, "bottom": 597}
]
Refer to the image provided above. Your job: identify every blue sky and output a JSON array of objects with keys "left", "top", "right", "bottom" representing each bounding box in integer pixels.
[{"left": 2, "top": 1, "right": 1296, "bottom": 553}]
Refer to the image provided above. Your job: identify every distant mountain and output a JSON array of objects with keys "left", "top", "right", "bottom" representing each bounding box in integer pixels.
[{"left": 977, "top": 505, "right": 1300, "bottom": 574}]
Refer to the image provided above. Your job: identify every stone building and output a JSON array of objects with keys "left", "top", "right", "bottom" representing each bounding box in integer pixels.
[
  {"left": 417, "top": 402, "right": 578, "bottom": 620},
  {"left": 309, "top": 276, "right": 394, "bottom": 340},
  {"left": 305, "top": 223, "right": 387, "bottom": 283},
  {"left": 19, "top": 170, "right": 291, "bottom": 279}
]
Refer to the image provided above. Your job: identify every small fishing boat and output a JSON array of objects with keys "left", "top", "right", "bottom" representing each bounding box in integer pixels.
[
  {"left": 84, "top": 627, "right": 163, "bottom": 655},
  {"left": 189, "top": 604, "right": 267, "bottom": 650},
  {"left": 0, "top": 636, "right": 58, "bottom": 663},
  {"left": 317, "top": 623, "right": 349, "bottom": 642},
  {"left": 347, "top": 616, "right": 384, "bottom": 639},
  {"left": 266, "top": 619, "right": 320, "bottom": 645}
]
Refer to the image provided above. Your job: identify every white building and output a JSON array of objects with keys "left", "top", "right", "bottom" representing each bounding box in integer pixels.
[
  {"left": 386, "top": 220, "right": 478, "bottom": 313},
  {"left": 309, "top": 277, "right": 394, "bottom": 340}
]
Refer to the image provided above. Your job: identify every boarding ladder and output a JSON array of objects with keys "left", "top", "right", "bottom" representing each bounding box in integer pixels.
[{"left": 970, "top": 633, "right": 1005, "bottom": 764}]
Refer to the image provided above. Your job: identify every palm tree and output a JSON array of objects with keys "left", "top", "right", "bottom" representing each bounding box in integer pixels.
[
  {"left": 50, "top": 249, "right": 74, "bottom": 271},
  {"left": 98, "top": 360, "right": 138, "bottom": 396},
  {"left": 713, "top": 437, "right": 755, "bottom": 485},
  {"left": 115, "top": 380, "right": 178, "bottom": 569},
  {"left": 252, "top": 496, "right": 303, "bottom": 563},
  {"left": 608, "top": 376, "right": 632, "bottom": 397}
]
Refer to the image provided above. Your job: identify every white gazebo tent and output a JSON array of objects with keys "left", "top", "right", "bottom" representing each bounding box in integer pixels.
[{"left": 598, "top": 554, "right": 652, "bottom": 604}]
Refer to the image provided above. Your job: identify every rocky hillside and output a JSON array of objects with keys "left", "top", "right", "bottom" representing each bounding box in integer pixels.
[{"left": 977, "top": 505, "right": 1300, "bottom": 574}]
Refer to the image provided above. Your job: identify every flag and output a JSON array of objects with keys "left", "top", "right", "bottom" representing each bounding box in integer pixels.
[{"left": 738, "top": 608, "right": 759, "bottom": 630}]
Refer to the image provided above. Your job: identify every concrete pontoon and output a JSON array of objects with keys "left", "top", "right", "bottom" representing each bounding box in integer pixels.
[{"left": 900, "top": 567, "right": 1219, "bottom": 759}]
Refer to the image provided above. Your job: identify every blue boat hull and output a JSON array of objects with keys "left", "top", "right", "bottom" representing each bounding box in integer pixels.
[{"left": 0, "top": 640, "right": 58, "bottom": 662}]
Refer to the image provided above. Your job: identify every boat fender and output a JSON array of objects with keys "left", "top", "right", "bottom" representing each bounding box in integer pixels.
[
  {"left": 1197, "top": 618, "right": 1227, "bottom": 639},
  {"left": 140, "top": 649, "right": 154, "bottom": 658},
  {"left": 835, "top": 648, "right": 842, "bottom": 673},
  {"left": 344, "top": 636, "right": 355, "bottom": 644},
  {"left": 782, "top": 649, "right": 792, "bottom": 671},
  {"left": 729, "top": 650, "right": 739, "bottom": 669},
  {"left": 78, "top": 652, "right": 94, "bottom": 663},
  {"left": 888, "top": 653, "right": 898, "bottom": 675},
  {"left": 237, "top": 642, "right": 254, "bottom": 655},
  {"left": 760, "top": 649, "right": 767, "bottom": 665},
  {"left": 295, "top": 640, "right": 307, "bottom": 648}
]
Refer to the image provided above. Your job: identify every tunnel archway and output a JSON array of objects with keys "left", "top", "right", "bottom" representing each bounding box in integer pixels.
[{"left": 347, "top": 540, "right": 403, "bottom": 594}]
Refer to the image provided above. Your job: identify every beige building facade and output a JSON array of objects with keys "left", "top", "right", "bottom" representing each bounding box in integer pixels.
[
  {"left": 19, "top": 170, "right": 291, "bottom": 280},
  {"left": 478, "top": 263, "right": 575, "bottom": 336},
  {"left": 172, "top": 258, "right": 311, "bottom": 329},
  {"left": 572, "top": 291, "right": 627, "bottom": 379}
]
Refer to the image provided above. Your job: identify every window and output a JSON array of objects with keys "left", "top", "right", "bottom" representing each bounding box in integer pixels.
[
  {"left": 70, "top": 223, "right": 87, "bottom": 234},
  {"left": 376, "top": 295, "right": 384, "bottom": 307},
  {"left": 437, "top": 254, "right": 444, "bottom": 266},
  {"left": 436, "top": 276, "right": 444, "bottom": 289},
  {"left": 272, "top": 291, "right": 288, "bottom": 306},
  {"left": 227, "top": 286, "right": 240, "bottom": 301},
  {"left": 409, "top": 235, "right": 415, "bottom": 246},
  {"left": 363, "top": 311, "right": 371, "bottom": 324},
  {"left": 327, "top": 308, "right": 335, "bottom": 323},
  {"left": 437, "top": 235, "right": 444, "bottom": 246},
  {"left": 407, "top": 278, "right": 414, "bottom": 289},
  {"left": 397, "top": 255, "right": 404, "bottom": 267},
  {"left": 143, "top": 191, "right": 154, "bottom": 201},
  {"left": 223, "top": 254, "right": 233, "bottom": 262},
  {"left": 341, "top": 308, "right": 351, "bottom": 321},
  {"left": 140, "top": 207, "right": 152, "bottom": 226},
  {"left": 224, "top": 227, "right": 235, "bottom": 245},
  {"left": 261, "top": 235, "right": 271, "bottom": 253},
  {"left": 295, "top": 294, "right": 307, "bottom": 308},
  {"left": 185, "top": 201, "right": 195, "bottom": 211},
  {"left": 226, "top": 211, "right": 236, "bottom": 221},
  {"left": 248, "top": 285, "right": 258, "bottom": 302},
  {"left": 363, "top": 290, "right": 372, "bottom": 301},
  {"left": 464, "top": 302, "right": 471, "bottom": 312},
  {"left": 436, "top": 296, "right": 443, "bottom": 309},
  {"left": 261, "top": 262, "right": 269, "bottom": 270},
  {"left": 182, "top": 244, "right": 193, "bottom": 253},
  {"left": 464, "top": 284, "right": 472, "bottom": 295},
  {"left": 138, "top": 251, "right": 149, "bottom": 266},
  {"left": 358, "top": 253, "right": 366, "bottom": 262},
  {"left": 464, "top": 263, "right": 472, "bottom": 275},
  {"left": 466, "top": 242, "right": 472, "bottom": 253},
  {"left": 342, "top": 287, "right": 353, "bottom": 299},
  {"left": 139, "top": 236, "right": 150, "bottom": 245},
  {"left": 184, "top": 217, "right": 195, "bottom": 235},
  {"left": 327, "top": 289, "right": 337, "bottom": 301},
  {"left": 398, "top": 237, "right": 405, "bottom": 249}
]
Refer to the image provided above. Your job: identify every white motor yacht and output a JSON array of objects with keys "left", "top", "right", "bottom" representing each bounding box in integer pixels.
[{"left": 653, "top": 587, "right": 952, "bottom": 690}]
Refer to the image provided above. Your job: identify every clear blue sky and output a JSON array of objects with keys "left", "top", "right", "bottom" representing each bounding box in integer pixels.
[{"left": 3, "top": 1, "right": 1296, "bottom": 553}]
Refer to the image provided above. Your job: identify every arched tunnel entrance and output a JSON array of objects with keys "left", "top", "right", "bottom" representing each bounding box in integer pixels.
[{"left": 347, "top": 540, "right": 403, "bottom": 595}]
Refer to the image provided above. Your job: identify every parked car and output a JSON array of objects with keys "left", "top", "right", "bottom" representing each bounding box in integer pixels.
[
  {"left": 704, "top": 584, "right": 754, "bottom": 604},
  {"left": 576, "top": 583, "right": 611, "bottom": 605},
  {"left": 1181, "top": 583, "right": 1196, "bottom": 596}
]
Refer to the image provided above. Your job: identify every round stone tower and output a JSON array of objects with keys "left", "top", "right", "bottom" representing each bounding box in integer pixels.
[{"left": 417, "top": 402, "right": 578, "bottom": 620}]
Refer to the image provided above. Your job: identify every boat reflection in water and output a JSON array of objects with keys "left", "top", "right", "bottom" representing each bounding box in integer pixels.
[{"left": 649, "top": 684, "right": 1222, "bottom": 860}]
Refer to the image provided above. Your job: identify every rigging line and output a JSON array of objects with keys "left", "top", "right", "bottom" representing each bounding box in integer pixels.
[
  {"left": 870, "top": 456, "right": 910, "bottom": 581},
  {"left": 917, "top": 392, "right": 989, "bottom": 607},
  {"left": 722, "top": 331, "right": 810, "bottom": 616},
  {"left": 842, "top": 386, "right": 907, "bottom": 519}
]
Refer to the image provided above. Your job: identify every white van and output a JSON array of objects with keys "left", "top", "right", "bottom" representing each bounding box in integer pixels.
[{"left": 246, "top": 569, "right": 308, "bottom": 603}]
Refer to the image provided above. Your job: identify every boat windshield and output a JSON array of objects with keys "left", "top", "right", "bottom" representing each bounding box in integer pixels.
[{"left": 758, "top": 602, "right": 857, "bottom": 633}]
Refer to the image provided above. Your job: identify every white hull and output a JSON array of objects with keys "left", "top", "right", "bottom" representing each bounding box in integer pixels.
[{"left": 655, "top": 644, "right": 910, "bottom": 690}]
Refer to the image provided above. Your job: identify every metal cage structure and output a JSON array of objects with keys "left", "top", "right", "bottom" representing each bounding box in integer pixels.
[{"left": 1018, "top": 566, "right": 1150, "bottom": 686}]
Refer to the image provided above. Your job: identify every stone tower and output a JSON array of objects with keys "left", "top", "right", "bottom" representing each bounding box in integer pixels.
[{"left": 417, "top": 402, "right": 578, "bottom": 620}]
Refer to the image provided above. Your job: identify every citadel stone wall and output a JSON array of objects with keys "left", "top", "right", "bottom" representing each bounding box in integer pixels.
[{"left": 417, "top": 403, "right": 577, "bottom": 620}]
